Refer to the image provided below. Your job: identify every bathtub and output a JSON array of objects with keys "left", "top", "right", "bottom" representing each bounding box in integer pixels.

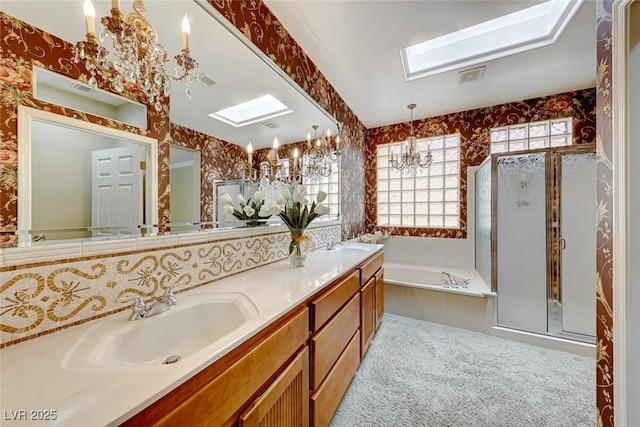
[
  {"left": 382, "top": 262, "right": 494, "bottom": 334},
  {"left": 383, "top": 262, "right": 491, "bottom": 297}
]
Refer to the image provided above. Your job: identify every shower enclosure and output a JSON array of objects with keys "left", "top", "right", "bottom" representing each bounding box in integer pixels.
[{"left": 475, "top": 144, "right": 596, "bottom": 343}]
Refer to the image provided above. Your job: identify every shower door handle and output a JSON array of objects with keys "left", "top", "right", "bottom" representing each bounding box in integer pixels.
[{"left": 558, "top": 238, "right": 566, "bottom": 250}]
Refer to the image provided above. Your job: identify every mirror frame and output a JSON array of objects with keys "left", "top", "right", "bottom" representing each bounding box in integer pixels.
[{"left": 17, "top": 105, "right": 159, "bottom": 238}]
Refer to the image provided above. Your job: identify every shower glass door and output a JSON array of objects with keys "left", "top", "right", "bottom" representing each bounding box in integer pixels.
[
  {"left": 496, "top": 153, "right": 548, "bottom": 334},
  {"left": 493, "top": 145, "right": 596, "bottom": 343},
  {"left": 552, "top": 152, "right": 597, "bottom": 339}
]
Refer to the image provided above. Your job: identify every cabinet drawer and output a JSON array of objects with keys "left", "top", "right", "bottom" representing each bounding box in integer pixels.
[
  {"left": 361, "top": 251, "right": 383, "bottom": 285},
  {"left": 311, "top": 293, "right": 360, "bottom": 390},
  {"left": 310, "top": 331, "right": 361, "bottom": 427},
  {"left": 147, "top": 308, "right": 309, "bottom": 427},
  {"left": 310, "top": 270, "right": 360, "bottom": 332}
]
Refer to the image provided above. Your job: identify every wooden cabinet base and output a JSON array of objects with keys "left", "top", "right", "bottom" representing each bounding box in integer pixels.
[
  {"left": 310, "top": 331, "right": 360, "bottom": 427},
  {"left": 240, "top": 347, "right": 309, "bottom": 427},
  {"left": 122, "top": 308, "right": 308, "bottom": 427}
]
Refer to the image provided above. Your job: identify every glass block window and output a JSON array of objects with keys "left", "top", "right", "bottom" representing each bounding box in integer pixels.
[
  {"left": 376, "top": 135, "right": 460, "bottom": 228},
  {"left": 490, "top": 117, "right": 573, "bottom": 154},
  {"left": 302, "top": 156, "right": 341, "bottom": 217}
]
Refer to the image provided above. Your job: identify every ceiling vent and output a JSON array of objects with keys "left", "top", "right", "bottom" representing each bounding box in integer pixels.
[
  {"left": 458, "top": 66, "right": 485, "bottom": 84},
  {"left": 197, "top": 73, "right": 216, "bottom": 87},
  {"left": 260, "top": 120, "right": 280, "bottom": 129},
  {"left": 72, "top": 83, "right": 93, "bottom": 93}
]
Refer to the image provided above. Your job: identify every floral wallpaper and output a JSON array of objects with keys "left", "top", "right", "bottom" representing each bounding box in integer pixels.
[
  {"left": 204, "top": 0, "right": 368, "bottom": 240},
  {"left": 595, "top": 1, "right": 614, "bottom": 425},
  {"left": 0, "top": 1, "right": 617, "bottom": 421},
  {"left": 364, "top": 89, "right": 597, "bottom": 238}
]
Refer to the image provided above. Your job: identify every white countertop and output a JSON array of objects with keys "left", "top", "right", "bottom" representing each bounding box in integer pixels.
[{"left": 0, "top": 242, "right": 382, "bottom": 427}]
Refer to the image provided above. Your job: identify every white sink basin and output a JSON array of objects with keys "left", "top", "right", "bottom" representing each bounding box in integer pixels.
[{"left": 62, "top": 292, "right": 258, "bottom": 370}]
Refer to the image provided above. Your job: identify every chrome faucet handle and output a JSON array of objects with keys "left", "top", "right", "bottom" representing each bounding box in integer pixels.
[
  {"left": 163, "top": 279, "right": 188, "bottom": 304},
  {"left": 116, "top": 295, "right": 147, "bottom": 321},
  {"left": 327, "top": 240, "right": 343, "bottom": 250},
  {"left": 150, "top": 280, "right": 188, "bottom": 314}
]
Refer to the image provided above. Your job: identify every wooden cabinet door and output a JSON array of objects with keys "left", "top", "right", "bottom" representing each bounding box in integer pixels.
[
  {"left": 240, "top": 347, "right": 310, "bottom": 427},
  {"left": 375, "top": 268, "right": 384, "bottom": 330},
  {"left": 360, "top": 277, "right": 375, "bottom": 358}
]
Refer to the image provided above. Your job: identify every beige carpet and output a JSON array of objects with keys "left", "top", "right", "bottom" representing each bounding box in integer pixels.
[{"left": 330, "top": 314, "right": 595, "bottom": 427}]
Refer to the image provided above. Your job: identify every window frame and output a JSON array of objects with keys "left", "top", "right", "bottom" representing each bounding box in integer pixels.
[
  {"left": 376, "top": 134, "right": 461, "bottom": 229},
  {"left": 490, "top": 117, "right": 573, "bottom": 154}
]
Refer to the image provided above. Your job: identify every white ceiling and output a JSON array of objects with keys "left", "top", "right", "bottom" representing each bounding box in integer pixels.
[
  {"left": 263, "top": 0, "right": 597, "bottom": 128},
  {"left": 2, "top": 0, "right": 596, "bottom": 142}
]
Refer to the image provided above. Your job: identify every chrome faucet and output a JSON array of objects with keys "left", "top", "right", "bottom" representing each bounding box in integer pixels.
[
  {"left": 116, "top": 295, "right": 148, "bottom": 321},
  {"left": 326, "top": 240, "right": 343, "bottom": 250},
  {"left": 145, "top": 283, "right": 179, "bottom": 317},
  {"left": 441, "top": 271, "right": 459, "bottom": 287},
  {"left": 117, "top": 282, "right": 184, "bottom": 320}
]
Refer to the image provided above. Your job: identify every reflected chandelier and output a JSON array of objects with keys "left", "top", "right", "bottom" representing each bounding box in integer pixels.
[
  {"left": 74, "top": 0, "right": 198, "bottom": 111},
  {"left": 299, "top": 125, "right": 341, "bottom": 181},
  {"left": 242, "top": 138, "right": 297, "bottom": 186},
  {"left": 390, "top": 104, "right": 432, "bottom": 175}
]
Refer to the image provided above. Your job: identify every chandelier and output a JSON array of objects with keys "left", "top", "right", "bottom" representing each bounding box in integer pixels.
[
  {"left": 299, "top": 125, "right": 341, "bottom": 181},
  {"left": 74, "top": 0, "right": 198, "bottom": 111},
  {"left": 390, "top": 104, "right": 432, "bottom": 175},
  {"left": 241, "top": 137, "right": 298, "bottom": 186}
]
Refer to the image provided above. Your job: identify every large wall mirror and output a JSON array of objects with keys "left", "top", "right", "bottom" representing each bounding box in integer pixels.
[
  {"left": 17, "top": 106, "right": 158, "bottom": 242},
  {"left": 3, "top": 0, "right": 341, "bottom": 245}
]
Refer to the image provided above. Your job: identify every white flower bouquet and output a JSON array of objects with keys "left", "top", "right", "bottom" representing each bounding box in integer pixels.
[
  {"left": 278, "top": 184, "right": 331, "bottom": 266},
  {"left": 221, "top": 190, "right": 282, "bottom": 225}
]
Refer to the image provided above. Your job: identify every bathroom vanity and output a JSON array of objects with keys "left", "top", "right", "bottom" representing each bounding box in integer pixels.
[
  {"left": 0, "top": 243, "right": 384, "bottom": 427},
  {"left": 122, "top": 248, "right": 384, "bottom": 426}
]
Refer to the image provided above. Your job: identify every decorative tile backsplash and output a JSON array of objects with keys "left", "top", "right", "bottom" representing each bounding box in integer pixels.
[{"left": 0, "top": 223, "right": 341, "bottom": 348}]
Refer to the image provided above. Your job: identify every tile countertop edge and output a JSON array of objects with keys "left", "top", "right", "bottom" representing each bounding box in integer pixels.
[{"left": 0, "top": 243, "right": 383, "bottom": 427}]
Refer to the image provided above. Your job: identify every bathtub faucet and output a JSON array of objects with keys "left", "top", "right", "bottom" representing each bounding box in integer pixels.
[{"left": 442, "top": 271, "right": 459, "bottom": 287}]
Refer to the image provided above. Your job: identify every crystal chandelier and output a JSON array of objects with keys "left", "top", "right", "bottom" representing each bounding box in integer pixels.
[
  {"left": 74, "top": 0, "right": 198, "bottom": 111},
  {"left": 241, "top": 137, "right": 297, "bottom": 186},
  {"left": 390, "top": 104, "right": 432, "bottom": 175},
  {"left": 299, "top": 125, "right": 341, "bottom": 181}
]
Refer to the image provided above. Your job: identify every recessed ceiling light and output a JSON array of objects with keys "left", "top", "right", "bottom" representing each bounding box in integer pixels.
[
  {"left": 400, "top": 0, "right": 583, "bottom": 81},
  {"left": 208, "top": 95, "right": 293, "bottom": 127}
]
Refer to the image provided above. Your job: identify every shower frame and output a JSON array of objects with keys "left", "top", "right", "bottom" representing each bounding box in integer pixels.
[{"left": 490, "top": 142, "right": 596, "bottom": 343}]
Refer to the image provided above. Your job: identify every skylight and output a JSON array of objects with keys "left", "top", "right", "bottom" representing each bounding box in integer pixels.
[
  {"left": 400, "top": 0, "right": 583, "bottom": 81},
  {"left": 209, "top": 95, "right": 293, "bottom": 127}
]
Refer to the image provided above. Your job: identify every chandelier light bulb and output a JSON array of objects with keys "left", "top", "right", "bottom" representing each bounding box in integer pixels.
[
  {"left": 83, "top": 0, "right": 96, "bottom": 35},
  {"left": 83, "top": 0, "right": 96, "bottom": 17},
  {"left": 247, "top": 142, "right": 253, "bottom": 163},
  {"left": 273, "top": 136, "right": 279, "bottom": 149},
  {"left": 293, "top": 148, "right": 299, "bottom": 158},
  {"left": 111, "top": 0, "right": 120, "bottom": 11},
  {"left": 181, "top": 14, "right": 190, "bottom": 50}
]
